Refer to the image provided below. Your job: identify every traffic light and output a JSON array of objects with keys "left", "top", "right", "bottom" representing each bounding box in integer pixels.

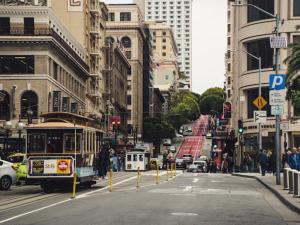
[{"left": 238, "top": 119, "right": 244, "bottom": 134}]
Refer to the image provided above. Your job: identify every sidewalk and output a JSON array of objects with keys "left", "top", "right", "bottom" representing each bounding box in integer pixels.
[{"left": 232, "top": 173, "right": 300, "bottom": 214}]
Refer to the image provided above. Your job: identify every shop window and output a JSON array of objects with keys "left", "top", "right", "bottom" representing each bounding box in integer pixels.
[
  {"left": 247, "top": 0, "right": 274, "bottom": 23},
  {"left": 0, "top": 91, "right": 10, "bottom": 120},
  {"left": 0, "top": 55, "right": 34, "bottom": 74},
  {"left": 21, "top": 90, "right": 38, "bottom": 119},
  {"left": 247, "top": 39, "right": 273, "bottom": 70}
]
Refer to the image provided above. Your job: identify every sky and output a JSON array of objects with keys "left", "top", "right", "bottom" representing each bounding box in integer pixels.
[{"left": 104, "top": 0, "right": 227, "bottom": 95}]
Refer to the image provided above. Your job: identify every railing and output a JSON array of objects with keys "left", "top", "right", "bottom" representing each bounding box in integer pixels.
[{"left": 0, "top": 27, "right": 89, "bottom": 72}]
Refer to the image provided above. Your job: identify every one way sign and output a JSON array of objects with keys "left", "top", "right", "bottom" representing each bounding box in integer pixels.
[{"left": 254, "top": 111, "right": 267, "bottom": 124}]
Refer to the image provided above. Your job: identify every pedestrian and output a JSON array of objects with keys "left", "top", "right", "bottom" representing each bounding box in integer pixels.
[
  {"left": 167, "top": 151, "right": 174, "bottom": 169},
  {"left": 97, "top": 148, "right": 105, "bottom": 179},
  {"left": 102, "top": 143, "right": 110, "bottom": 179},
  {"left": 288, "top": 147, "right": 300, "bottom": 170},
  {"left": 258, "top": 150, "right": 268, "bottom": 176},
  {"left": 162, "top": 151, "right": 167, "bottom": 170}
]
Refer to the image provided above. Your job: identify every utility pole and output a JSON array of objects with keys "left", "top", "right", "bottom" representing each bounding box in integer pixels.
[{"left": 274, "top": 14, "right": 281, "bottom": 185}]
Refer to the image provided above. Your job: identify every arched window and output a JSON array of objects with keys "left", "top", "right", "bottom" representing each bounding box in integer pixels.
[
  {"left": 105, "top": 36, "right": 115, "bottom": 45},
  {"left": 0, "top": 91, "right": 10, "bottom": 120},
  {"left": 21, "top": 91, "right": 38, "bottom": 119},
  {"left": 121, "top": 36, "right": 131, "bottom": 48}
]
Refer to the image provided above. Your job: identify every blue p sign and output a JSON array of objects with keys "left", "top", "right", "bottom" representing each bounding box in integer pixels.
[{"left": 269, "top": 74, "right": 286, "bottom": 90}]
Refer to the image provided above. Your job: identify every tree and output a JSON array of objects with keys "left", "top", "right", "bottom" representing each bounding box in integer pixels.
[
  {"left": 199, "top": 87, "right": 225, "bottom": 115},
  {"left": 284, "top": 32, "right": 300, "bottom": 113}
]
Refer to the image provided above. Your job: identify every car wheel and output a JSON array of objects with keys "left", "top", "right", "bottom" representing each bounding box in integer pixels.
[{"left": 0, "top": 176, "right": 12, "bottom": 190}]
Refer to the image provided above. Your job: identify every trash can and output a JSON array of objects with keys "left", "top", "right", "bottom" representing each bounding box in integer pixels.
[
  {"left": 293, "top": 171, "right": 300, "bottom": 198},
  {"left": 283, "top": 168, "right": 290, "bottom": 190}
]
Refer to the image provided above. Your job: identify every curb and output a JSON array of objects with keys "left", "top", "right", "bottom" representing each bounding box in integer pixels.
[{"left": 232, "top": 173, "right": 300, "bottom": 215}]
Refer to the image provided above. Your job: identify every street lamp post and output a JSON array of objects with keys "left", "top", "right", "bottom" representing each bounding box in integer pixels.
[
  {"left": 233, "top": 1, "right": 281, "bottom": 184},
  {"left": 16, "top": 116, "right": 25, "bottom": 153},
  {"left": 3, "top": 121, "right": 12, "bottom": 156}
]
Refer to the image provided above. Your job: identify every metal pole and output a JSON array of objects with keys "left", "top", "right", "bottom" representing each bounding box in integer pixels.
[
  {"left": 275, "top": 15, "right": 281, "bottom": 185},
  {"left": 258, "top": 57, "right": 262, "bottom": 152}
]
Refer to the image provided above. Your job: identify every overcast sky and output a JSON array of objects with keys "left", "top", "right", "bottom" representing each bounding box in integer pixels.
[{"left": 104, "top": 0, "right": 227, "bottom": 95}]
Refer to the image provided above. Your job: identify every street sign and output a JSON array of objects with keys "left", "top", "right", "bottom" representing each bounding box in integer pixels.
[
  {"left": 269, "top": 74, "right": 286, "bottom": 90},
  {"left": 280, "top": 121, "right": 289, "bottom": 131},
  {"left": 253, "top": 96, "right": 267, "bottom": 110},
  {"left": 271, "top": 105, "right": 284, "bottom": 115},
  {"left": 270, "top": 36, "right": 287, "bottom": 49},
  {"left": 254, "top": 111, "right": 267, "bottom": 123},
  {"left": 269, "top": 90, "right": 285, "bottom": 105}
]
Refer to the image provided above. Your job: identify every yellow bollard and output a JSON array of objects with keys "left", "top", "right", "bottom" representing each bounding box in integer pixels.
[
  {"left": 166, "top": 164, "right": 169, "bottom": 181},
  {"left": 170, "top": 163, "right": 173, "bottom": 178},
  {"left": 156, "top": 160, "right": 160, "bottom": 184},
  {"left": 109, "top": 168, "right": 113, "bottom": 192},
  {"left": 72, "top": 172, "right": 77, "bottom": 199},
  {"left": 174, "top": 162, "right": 177, "bottom": 176},
  {"left": 136, "top": 167, "right": 140, "bottom": 188}
]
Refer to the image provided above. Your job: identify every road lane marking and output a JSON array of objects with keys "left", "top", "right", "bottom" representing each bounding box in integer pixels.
[
  {"left": 171, "top": 212, "right": 198, "bottom": 216},
  {"left": 192, "top": 178, "right": 199, "bottom": 183},
  {"left": 183, "top": 186, "right": 193, "bottom": 191}
]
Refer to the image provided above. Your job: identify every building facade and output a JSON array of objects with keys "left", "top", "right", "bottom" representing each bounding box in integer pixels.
[
  {"left": 50, "top": 0, "right": 108, "bottom": 120},
  {"left": 140, "top": 0, "right": 192, "bottom": 88},
  {"left": 0, "top": 6, "right": 89, "bottom": 152},
  {"left": 225, "top": 0, "right": 300, "bottom": 165},
  {"left": 104, "top": 42, "right": 130, "bottom": 133},
  {"left": 106, "top": 4, "right": 145, "bottom": 136}
]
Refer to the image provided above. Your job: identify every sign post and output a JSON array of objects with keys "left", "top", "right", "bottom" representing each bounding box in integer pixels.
[{"left": 269, "top": 73, "right": 286, "bottom": 186}]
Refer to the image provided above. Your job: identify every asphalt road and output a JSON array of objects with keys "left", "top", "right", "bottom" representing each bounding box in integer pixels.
[{"left": 1, "top": 172, "right": 299, "bottom": 225}]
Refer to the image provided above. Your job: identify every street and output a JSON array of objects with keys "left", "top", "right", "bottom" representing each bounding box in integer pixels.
[{"left": 1, "top": 172, "right": 299, "bottom": 225}]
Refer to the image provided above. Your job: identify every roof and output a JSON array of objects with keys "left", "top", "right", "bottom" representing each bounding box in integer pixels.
[{"left": 27, "top": 122, "right": 85, "bottom": 129}]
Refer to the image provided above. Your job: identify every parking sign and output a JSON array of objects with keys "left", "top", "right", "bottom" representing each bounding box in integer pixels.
[{"left": 269, "top": 74, "right": 286, "bottom": 90}]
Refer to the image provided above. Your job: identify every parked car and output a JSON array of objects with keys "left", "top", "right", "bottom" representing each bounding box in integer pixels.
[
  {"left": 183, "top": 129, "right": 193, "bottom": 136},
  {"left": 182, "top": 154, "right": 193, "bottom": 165},
  {"left": 175, "top": 158, "right": 186, "bottom": 169},
  {"left": 193, "top": 160, "right": 208, "bottom": 173},
  {"left": 169, "top": 146, "right": 176, "bottom": 153},
  {"left": 186, "top": 163, "right": 202, "bottom": 173},
  {"left": 163, "top": 139, "right": 172, "bottom": 146},
  {"left": 0, "top": 159, "right": 17, "bottom": 190},
  {"left": 7, "top": 153, "right": 25, "bottom": 170},
  {"left": 175, "top": 133, "right": 183, "bottom": 138}
]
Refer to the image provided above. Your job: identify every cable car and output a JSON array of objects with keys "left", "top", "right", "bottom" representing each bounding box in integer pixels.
[
  {"left": 26, "top": 112, "right": 103, "bottom": 192},
  {"left": 125, "top": 149, "right": 150, "bottom": 171}
]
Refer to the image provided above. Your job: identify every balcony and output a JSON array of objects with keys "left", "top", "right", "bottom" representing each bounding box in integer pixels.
[
  {"left": 89, "top": 2, "right": 99, "bottom": 15},
  {"left": 90, "top": 26, "right": 99, "bottom": 36},
  {"left": 90, "top": 48, "right": 100, "bottom": 56}
]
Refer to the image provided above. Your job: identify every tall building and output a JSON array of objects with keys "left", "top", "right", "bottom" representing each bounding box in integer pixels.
[
  {"left": 225, "top": 0, "right": 300, "bottom": 166},
  {"left": 50, "top": 0, "right": 108, "bottom": 120},
  {"left": 145, "top": 20, "right": 178, "bottom": 114},
  {"left": 106, "top": 3, "right": 146, "bottom": 136},
  {"left": 0, "top": 4, "right": 89, "bottom": 152},
  {"left": 138, "top": 0, "right": 192, "bottom": 88}
]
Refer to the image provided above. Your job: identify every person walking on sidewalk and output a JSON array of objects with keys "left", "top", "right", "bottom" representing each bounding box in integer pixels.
[
  {"left": 258, "top": 150, "right": 268, "bottom": 176},
  {"left": 288, "top": 147, "right": 299, "bottom": 170}
]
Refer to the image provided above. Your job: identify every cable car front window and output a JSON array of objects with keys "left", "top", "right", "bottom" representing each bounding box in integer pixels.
[
  {"left": 133, "top": 154, "right": 137, "bottom": 162},
  {"left": 127, "top": 154, "right": 132, "bottom": 161},
  {"left": 28, "top": 133, "right": 46, "bottom": 153},
  {"left": 139, "top": 154, "right": 144, "bottom": 162}
]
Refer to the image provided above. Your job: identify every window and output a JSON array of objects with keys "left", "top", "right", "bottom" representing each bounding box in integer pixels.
[
  {"left": 127, "top": 95, "right": 131, "bottom": 105},
  {"left": 247, "top": 88, "right": 271, "bottom": 119},
  {"left": 108, "top": 13, "right": 115, "bottom": 21},
  {"left": 53, "top": 62, "right": 58, "bottom": 80},
  {"left": 162, "top": 31, "right": 166, "bottom": 36},
  {"left": 162, "top": 45, "right": 166, "bottom": 50},
  {"left": 24, "top": 17, "right": 34, "bottom": 35},
  {"left": 28, "top": 134, "right": 46, "bottom": 153},
  {"left": 247, "top": 0, "right": 274, "bottom": 23},
  {"left": 294, "top": 0, "right": 300, "bottom": 17},
  {"left": 227, "top": 24, "right": 231, "bottom": 33},
  {"left": 64, "top": 134, "right": 80, "bottom": 153},
  {"left": 293, "top": 36, "right": 300, "bottom": 43},
  {"left": 0, "top": 91, "right": 10, "bottom": 120},
  {"left": 162, "top": 38, "right": 166, "bottom": 43},
  {"left": 0, "top": 55, "right": 34, "bottom": 74},
  {"left": 125, "top": 51, "right": 131, "bottom": 59},
  {"left": 165, "top": 75, "right": 169, "bottom": 80},
  {"left": 0, "top": 17, "right": 10, "bottom": 35},
  {"left": 21, "top": 91, "right": 38, "bottom": 119},
  {"left": 120, "top": 12, "right": 131, "bottom": 21},
  {"left": 121, "top": 36, "right": 131, "bottom": 48},
  {"left": 247, "top": 39, "right": 273, "bottom": 70},
  {"left": 162, "top": 52, "right": 166, "bottom": 56}
]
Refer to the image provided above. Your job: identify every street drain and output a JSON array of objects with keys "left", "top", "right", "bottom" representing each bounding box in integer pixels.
[{"left": 171, "top": 212, "right": 198, "bottom": 216}]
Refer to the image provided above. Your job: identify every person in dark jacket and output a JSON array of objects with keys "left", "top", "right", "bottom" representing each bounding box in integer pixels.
[
  {"left": 258, "top": 150, "right": 268, "bottom": 176},
  {"left": 288, "top": 148, "right": 299, "bottom": 170}
]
